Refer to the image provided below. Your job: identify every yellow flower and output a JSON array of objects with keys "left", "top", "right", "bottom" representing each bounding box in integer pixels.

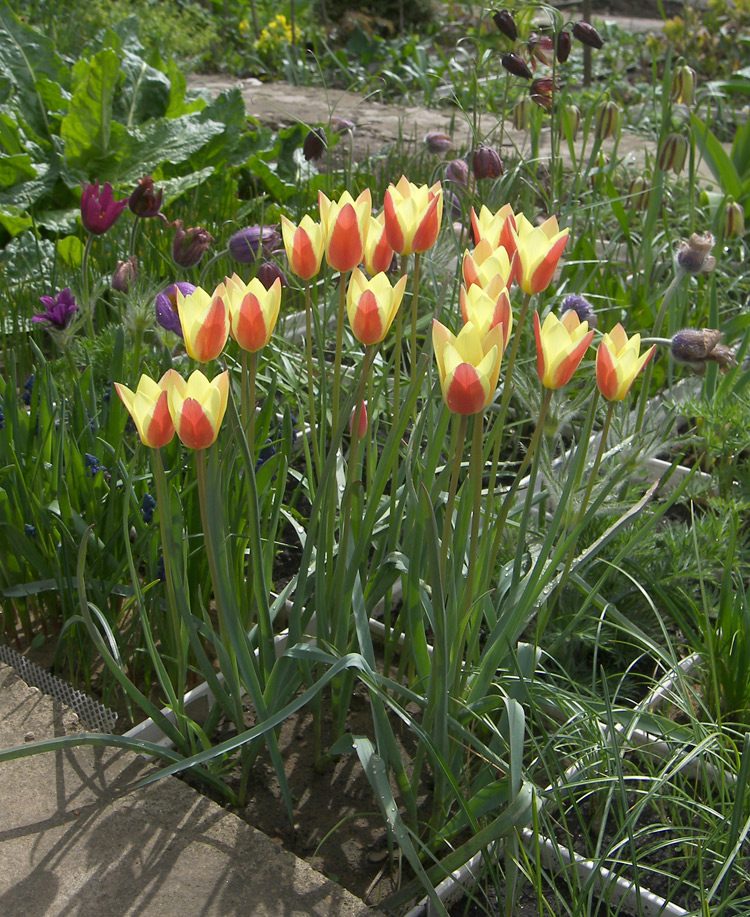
[
  {"left": 346, "top": 268, "right": 407, "bottom": 345},
  {"left": 459, "top": 276, "right": 513, "bottom": 349},
  {"left": 384, "top": 176, "right": 443, "bottom": 256},
  {"left": 534, "top": 310, "right": 593, "bottom": 389},
  {"left": 168, "top": 370, "right": 230, "bottom": 450},
  {"left": 596, "top": 323, "right": 655, "bottom": 401},
  {"left": 432, "top": 320, "right": 504, "bottom": 414},
  {"left": 222, "top": 273, "right": 282, "bottom": 353},
  {"left": 176, "top": 284, "right": 230, "bottom": 363},
  {"left": 462, "top": 239, "right": 516, "bottom": 290},
  {"left": 318, "top": 189, "right": 371, "bottom": 272},
  {"left": 114, "top": 370, "right": 180, "bottom": 448},
  {"left": 511, "top": 214, "right": 570, "bottom": 295}
]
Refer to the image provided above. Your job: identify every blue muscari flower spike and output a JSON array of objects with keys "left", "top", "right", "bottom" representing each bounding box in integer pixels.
[
  {"left": 0, "top": 405, "right": 4, "bottom": 430},
  {"left": 25, "top": 524, "right": 36, "bottom": 538},
  {"left": 141, "top": 493, "right": 156, "bottom": 524},
  {"left": 22, "top": 374, "right": 34, "bottom": 406},
  {"left": 255, "top": 438, "right": 276, "bottom": 471},
  {"left": 85, "top": 453, "right": 105, "bottom": 476},
  {"left": 156, "top": 556, "right": 166, "bottom": 582}
]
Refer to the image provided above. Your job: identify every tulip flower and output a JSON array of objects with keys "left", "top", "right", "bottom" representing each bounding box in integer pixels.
[
  {"left": 459, "top": 277, "right": 513, "bottom": 348},
  {"left": 470, "top": 204, "right": 517, "bottom": 250},
  {"left": 155, "top": 282, "right": 193, "bottom": 337},
  {"left": 462, "top": 239, "right": 517, "bottom": 290},
  {"left": 511, "top": 214, "right": 570, "bottom": 295},
  {"left": 80, "top": 181, "right": 128, "bottom": 235},
  {"left": 175, "top": 284, "right": 230, "bottom": 363},
  {"left": 384, "top": 176, "right": 443, "bottom": 256},
  {"left": 223, "top": 273, "right": 282, "bottom": 353},
  {"left": 281, "top": 214, "right": 325, "bottom": 280},
  {"left": 363, "top": 211, "right": 395, "bottom": 276},
  {"left": 432, "top": 320, "right": 504, "bottom": 414},
  {"left": 318, "top": 189, "right": 371, "bottom": 273},
  {"left": 346, "top": 268, "right": 407, "bottom": 345},
  {"left": 168, "top": 369, "right": 230, "bottom": 450},
  {"left": 534, "top": 310, "right": 594, "bottom": 389},
  {"left": 115, "top": 370, "right": 180, "bottom": 448},
  {"left": 596, "top": 323, "right": 655, "bottom": 401}
]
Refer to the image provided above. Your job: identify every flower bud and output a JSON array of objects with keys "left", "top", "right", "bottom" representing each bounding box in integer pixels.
[
  {"left": 228, "top": 225, "right": 281, "bottom": 263},
  {"left": 330, "top": 117, "right": 356, "bottom": 134},
  {"left": 502, "top": 52, "right": 533, "bottom": 80},
  {"left": 303, "top": 127, "right": 326, "bottom": 162},
  {"left": 557, "top": 30, "right": 572, "bottom": 63},
  {"left": 671, "top": 64, "right": 697, "bottom": 105},
  {"left": 560, "top": 293, "right": 597, "bottom": 328},
  {"left": 172, "top": 221, "right": 215, "bottom": 269},
  {"left": 671, "top": 328, "right": 737, "bottom": 374},
  {"left": 493, "top": 10, "right": 517, "bottom": 41},
  {"left": 562, "top": 104, "right": 581, "bottom": 141},
  {"left": 424, "top": 131, "right": 454, "bottom": 155},
  {"left": 472, "top": 146, "right": 503, "bottom": 180},
  {"left": 513, "top": 98, "right": 532, "bottom": 130},
  {"left": 723, "top": 200, "right": 745, "bottom": 238},
  {"left": 445, "top": 158, "right": 470, "bottom": 187},
  {"left": 657, "top": 132, "right": 689, "bottom": 174},
  {"left": 628, "top": 176, "right": 651, "bottom": 211},
  {"left": 676, "top": 232, "right": 716, "bottom": 275},
  {"left": 350, "top": 400, "right": 368, "bottom": 439},
  {"left": 112, "top": 256, "right": 138, "bottom": 293},
  {"left": 595, "top": 101, "right": 620, "bottom": 140},
  {"left": 129, "top": 175, "right": 165, "bottom": 219},
  {"left": 257, "top": 260, "right": 289, "bottom": 290},
  {"left": 572, "top": 20, "right": 604, "bottom": 49}
]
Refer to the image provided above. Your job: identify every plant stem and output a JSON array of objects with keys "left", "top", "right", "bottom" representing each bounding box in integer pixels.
[
  {"left": 409, "top": 251, "right": 421, "bottom": 380},
  {"left": 80, "top": 233, "right": 95, "bottom": 337},
  {"left": 462, "top": 412, "right": 486, "bottom": 670},
  {"left": 441, "top": 413, "right": 468, "bottom": 582},
  {"left": 331, "top": 271, "right": 348, "bottom": 442},
  {"left": 304, "top": 280, "right": 321, "bottom": 478}
]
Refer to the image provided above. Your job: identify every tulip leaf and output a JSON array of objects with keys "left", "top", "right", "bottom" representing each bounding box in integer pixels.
[{"left": 691, "top": 112, "right": 743, "bottom": 200}]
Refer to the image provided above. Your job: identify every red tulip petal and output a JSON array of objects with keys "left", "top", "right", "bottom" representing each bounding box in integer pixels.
[
  {"left": 411, "top": 196, "right": 440, "bottom": 253},
  {"left": 145, "top": 392, "right": 175, "bottom": 448},
  {"left": 177, "top": 399, "right": 216, "bottom": 450},
  {"left": 193, "top": 295, "right": 228, "bottom": 362},
  {"left": 446, "top": 363, "right": 486, "bottom": 414},
  {"left": 352, "top": 289, "right": 384, "bottom": 345}
]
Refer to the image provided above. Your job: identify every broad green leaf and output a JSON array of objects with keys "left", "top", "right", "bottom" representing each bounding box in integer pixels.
[
  {"left": 164, "top": 56, "right": 206, "bottom": 117},
  {"left": 0, "top": 203, "right": 31, "bottom": 236},
  {"left": 691, "top": 112, "right": 743, "bottom": 200},
  {"left": 0, "top": 152, "right": 36, "bottom": 188},
  {"left": 731, "top": 116, "right": 750, "bottom": 182},
  {"left": 112, "top": 114, "right": 226, "bottom": 181},
  {"left": 61, "top": 48, "right": 121, "bottom": 166},
  {"left": 56, "top": 234, "right": 84, "bottom": 268},
  {"left": 117, "top": 49, "right": 171, "bottom": 126}
]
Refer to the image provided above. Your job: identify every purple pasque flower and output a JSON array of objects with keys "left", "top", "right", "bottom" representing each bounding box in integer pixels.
[
  {"left": 172, "top": 221, "right": 214, "bottom": 268},
  {"left": 257, "top": 260, "right": 288, "bottom": 290},
  {"left": 33, "top": 288, "right": 78, "bottom": 329},
  {"left": 129, "top": 175, "right": 166, "bottom": 219},
  {"left": 155, "top": 282, "right": 193, "bottom": 337},
  {"left": 80, "top": 181, "right": 129, "bottom": 235},
  {"left": 228, "top": 225, "right": 282, "bottom": 264}
]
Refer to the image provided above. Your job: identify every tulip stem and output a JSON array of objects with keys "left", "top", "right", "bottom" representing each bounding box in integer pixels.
[
  {"left": 248, "top": 350, "right": 258, "bottom": 458},
  {"left": 331, "top": 271, "right": 348, "bottom": 443},
  {"left": 128, "top": 218, "right": 140, "bottom": 260},
  {"left": 488, "top": 386, "right": 553, "bottom": 579},
  {"left": 409, "top": 252, "right": 421, "bottom": 377},
  {"left": 304, "top": 281, "right": 322, "bottom": 479},
  {"left": 441, "top": 413, "right": 468, "bottom": 582},
  {"left": 461, "top": 412, "right": 486, "bottom": 671}
]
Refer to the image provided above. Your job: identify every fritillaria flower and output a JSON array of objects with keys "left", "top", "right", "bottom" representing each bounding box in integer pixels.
[
  {"left": 424, "top": 131, "right": 454, "bottom": 155},
  {"left": 530, "top": 77, "right": 556, "bottom": 110},
  {"left": 80, "top": 182, "right": 128, "bottom": 235},
  {"left": 472, "top": 146, "right": 503, "bottom": 180},
  {"left": 303, "top": 127, "right": 326, "bottom": 162},
  {"left": 493, "top": 10, "right": 517, "bottom": 41},
  {"left": 33, "top": 288, "right": 78, "bottom": 329},
  {"left": 502, "top": 52, "right": 533, "bottom": 80},
  {"left": 112, "top": 256, "right": 138, "bottom": 293},
  {"left": 572, "top": 21, "right": 604, "bottom": 49},
  {"left": 723, "top": 201, "right": 745, "bottom": 238}
]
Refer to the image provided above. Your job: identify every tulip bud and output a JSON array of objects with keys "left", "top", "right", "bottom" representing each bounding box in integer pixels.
[
  {"left": 424, "top": 131, "right": 454, "bottom": 155},
  {"left": 671, "top": 328, "right": 737, "bottom": 374},
  {"left": 723, "top": 200, "right": 745, "bottom": 238},
  {"left": 112, "top": 256, "right": 138, "bottom": 293},
  {"left": 676, "top": 232, "right": 716, "bottom": 275},
  {"left": 572, "top": 20, "right": 604, "bottom": 49},
  {"left": 172, "top": 221, "right": 215, "bottom": 269},
  {"left": 671, "top": 64, "right": 697, "bottom": 105},
  {"left": 502, "top": 52, "right": 533, "bottom": 80},
  {"left": 628, "top": 176, "right": 651, "bottom": 211},
  {"left": 303, "top": 127, "right": 326, "bottom": 162},
  {"left": 513, "top": 98, "right": 532, "bottom": 130},
  {"left": 493, "top": 9, "right": 517, "bottom": 41},
  {"left": 557, "top": 30, "right": 572, "bottom": 63},
  {"left": 595, "top": 101, "right": 621, "bottom": 140},
  {"left": 350, "top": 401, "right": 368, "bottom": 439},
  {"left": 472, "top": 146, "right": 503, "bottom": 180},
  {"left": 657, "top": 132, "right": 689, "bottom": 174}
]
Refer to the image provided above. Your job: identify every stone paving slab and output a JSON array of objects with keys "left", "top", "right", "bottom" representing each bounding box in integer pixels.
[{"left": 0, "top": 664, "right": 378, "bottom": 917}]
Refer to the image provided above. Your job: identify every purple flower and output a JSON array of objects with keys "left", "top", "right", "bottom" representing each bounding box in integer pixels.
[
  {"left": 228, "top": 226, "right": 281, "bottom": 264},
  {"left": 172, "top": 220, "right": 214, "bottom": 269},
  {"left": 561, "top": 294, "right": 597, "bottom": 328},
  {"left": 129, "top": 175, "right": 166, "bottom": 219},
  {"left": 112, "top": 256, "right": 138, "bottom": 293},
  {"left": 155, "top": 282, "right": 194, "bottom": 337},
  {"left": 33, "top": 288, "right": 78, "bottom": 329},
  {"left": 257, "top": 260, "right": 288, "bottom": 290},
  {"left": 80, "top": 182, "right": 129, "bottom": 235},
  {"left": 303, "top": 127, "right": 326, "bottom": 162}
]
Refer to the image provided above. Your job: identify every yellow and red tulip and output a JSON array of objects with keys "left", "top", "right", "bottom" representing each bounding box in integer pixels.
[
  {"left": 346, "top": 268, "right": 407, "bottom": 345},
  {"left": 596, "top": 323, "right": 655, "bottom": 401},
  {"left": 318, "top": 189, "right": 371, "bottom": 272},
  {"left": 459, "top": 276, "right": 513, "bottom": 349},
  {"left": 470, "top": 203, "right": 517, "bottom": 250},
  {"left": 432, "top": 319, "right": 504, "bottom": 415},
  {"left": 114, "top": 370, "right": 180, "bottom": 448},
  {"left": 280, "top": 214, "right": 325, "bottom": 280},
  {"left": 511, "top": 214, "right": 570, "bottom": 295},
  {"left": 168, "top": 369, "right": 230, "bottom": 450},
  {"left": 222, "top": 273, "right": 282, "bottom": 353},
  {"left": 384, "top": 176, "right": 443, "bottom": 256},
  {"left": 363, "top": 211, "right": 395, "bottom": 276},
  {"left": 462, "top": 239, "right": 517, "bottom": 290},
  {"left": 175, "top": 284, "right": 230, "bottom": 363},
  {"left": 534, "top": 310, "right": 594, "bottom": 389}
]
